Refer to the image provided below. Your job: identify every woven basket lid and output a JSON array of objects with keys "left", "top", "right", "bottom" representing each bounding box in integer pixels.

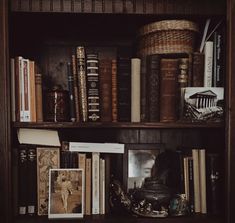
[{"left": 138, "top": 20, "right": 199, "bottom": 36}]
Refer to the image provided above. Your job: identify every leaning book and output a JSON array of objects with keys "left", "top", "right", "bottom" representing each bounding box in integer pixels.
[{"left": 181, "top": 87, "right": 224, "bottom": 122}]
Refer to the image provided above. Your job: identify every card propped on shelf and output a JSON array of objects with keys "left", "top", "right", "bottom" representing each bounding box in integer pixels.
[
  {"left": 17, "top": 128, "right": 61, "bottom": 146},
  {"left": 182, "top": 87, "right": 224, "bottom": 122}
]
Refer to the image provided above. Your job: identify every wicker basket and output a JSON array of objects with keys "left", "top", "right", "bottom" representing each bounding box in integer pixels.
[{"left": 137, "top": 20, "right": 199, "bottom": 56}]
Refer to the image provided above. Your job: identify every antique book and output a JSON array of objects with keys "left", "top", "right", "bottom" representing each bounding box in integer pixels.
[
  {"left": 117, "top": 56, "right": 131, "bottom": 122},
  {"left": 71, "top": 53, "right": 80, "bottom": 122},
  {"left": 204, "top": 41, "right": 213, "bottom": 87},
  {"left": 92, "top": 152, "right": 100, "bottom": 215},
  {"left": 35, "top": 73, "right": 43, "bottom": 122},
  {"left": 146, "top": 54, "right": 161, "bottom": 122},
  {"left": 36, "top": 147, "right": 60, "bottom": 215},
  {"left": 27, "top": 147, "right": 37, "bottom": 215},
  {"left": 67, "top": 62, "right": 76, "bottom": 122},
  {"left": 29, "top": 61, "right": 36, "bottom": 122},
  {"left": 78, "top": 153, "right": 86, "bottom": 213},
  {"left": 192, "top": 52, "right": 204, "bottom": 87},
  {"left": 188, "top": 157, "right": 195, "bottom": 213},
  {"left": 131, "top": 58, "right": 141, "bottom": 122},
  {"left": 76, "top": 46, "right": 88, "bottom": 122},
  {"left": 85, "top": 158, "right": 92, "bottom": 215},
  {"left": 111, "top": 59, "right": 118, "bottom": 122},
  {"left": 86, "top": 53, "right": 100, "bottom": 122},
  {"left": 99, "top": 158, "right": 105, "bottom": 214},
  {"left": 99, "top": 59, "right": 112, "bottom": 122},
  {"left": 160, "top": 58, "right": 178, "bottom": 122}
]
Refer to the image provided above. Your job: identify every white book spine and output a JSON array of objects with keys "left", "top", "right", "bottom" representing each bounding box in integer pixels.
[
  {"left": 11, "top": 58, "right": 16, "bottom": 122},
  {"left": 131, "top": 58, "right": 141, "bottom": 122},
  {"left": 19, "top": 57, "right": 24, "bottom": 121},
  {"left": 92, "top": 152, "right": 100, "bottom": 215},
  {"left": 204, "top": 41, "right": 213, "bottom": 87},
  {"left": 192, "top": 149, "right": 201, "bottom": 213},
  {"left": 199, "top": 149, "right": 207, "bottom": 214}
]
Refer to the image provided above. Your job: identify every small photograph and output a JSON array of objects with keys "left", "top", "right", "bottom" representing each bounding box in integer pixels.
[
  {"left": 182, "top": 87, "right": 224, "bottom": 121},
  {"left": 48, "top": 169, "right": 84, "bottom": 219}
]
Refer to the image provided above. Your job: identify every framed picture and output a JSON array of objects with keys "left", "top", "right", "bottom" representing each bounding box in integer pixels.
[
  {"left": 48, "top": 168, "right": 84, "bottom": 219},
  {"left": 123, "top": 144, "right": 164, "bottom": 191}
]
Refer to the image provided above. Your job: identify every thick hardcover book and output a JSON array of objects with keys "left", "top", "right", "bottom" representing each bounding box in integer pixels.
[
  {"left": 111, "top": 59, "right": 118, "bottom": 122},
  {"left": 160, "top": 58, "right": 178, "bottom": 122},
  {"left": 18, "top": 146, "right": 28, "bottom": 215},
  {"left": 35, "top": 73, "right": 43, "bottom": 122},
  {"left": 207, "top": 153, "right": 221, "bottom": 215},
  {"left": 99, "top": 59, "right": 112, "bottom": 122},
  {"left": 192, "top": 52, "right": 204, "bottom": 87},
  {"left": 117, "top": 56, "right": 131, "bottom": 122},
  {"left": 86, "top": 54, "right": 100, "bottom": 122},
  {"left": 36, "top": 147, "right": 60, "bottom": 215},
  {"left": 204, "top": 41, "right": 213, "bottom": 87},
  {"left": 27, "top": 147, "right": 37, "bottom": 215},
  {"left": 146, "top": 54, "right": 161, "bottom": 122},
  {"left": 71, "top": 53, "right": 80, "bottom": 122},
  {"left": 92, "top": 152, "right": 100, "bottom": 215},
  {"left": 67, "top": 62, "right": 76, "bottom": 122},
  {"left": 131, "top": 58, "right": 141, "bottom": 122},
  {"left": 76, "top": 46, "right": 88, "bottom": 122}
]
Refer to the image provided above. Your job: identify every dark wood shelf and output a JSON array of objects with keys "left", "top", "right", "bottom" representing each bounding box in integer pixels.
[
  {"left": 12, "top": 121, "right": 224, "bottom": 129},
  {"left": 13, "top": 214, "right": 224, "bottom": 223}
]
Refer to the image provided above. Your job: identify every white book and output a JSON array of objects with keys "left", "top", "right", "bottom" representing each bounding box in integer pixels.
[
  {"left": 199, "top": 149, "right": 207, "bottom": 214},
  {"left": 192, "top": 149, "right": 201, "bottom": 213},
  {"left": 69, "top": 142, "right": 124, "bottom": 154},
  {"left": 92, "top": 152, "right": 100, "bottom": 215},
  {"left": 18, "top": 57, "right": 24, "bottom": 121},
  {"left": 131, "top": 58, "right": 141, "bottom": 122},
  {"left": 10, "top": 58, "right": 16, "bottom": 122},
  {"left": 204, "top": 41, "right": 213, "bottom": 87},
  {"left": 99, "top": 158, "right": 105, "bottom": 215}
]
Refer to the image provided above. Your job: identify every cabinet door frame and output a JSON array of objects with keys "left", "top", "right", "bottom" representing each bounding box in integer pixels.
[{"left": 0, "top": 0, "right": 11, "bottom": 223}]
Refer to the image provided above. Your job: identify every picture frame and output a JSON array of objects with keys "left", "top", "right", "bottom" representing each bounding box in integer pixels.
[
  {"left": 123, "top": 144, "right": 164, "bottom": 192},
  {"left": 48, "top": 168, "right": 84, "bottom": 219}
]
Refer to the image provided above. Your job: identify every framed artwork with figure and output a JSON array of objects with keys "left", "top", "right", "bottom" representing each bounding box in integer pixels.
[
  {"left": 123, "top": 144, "right": 164, "bottom": 192},
  {"left": 48, "top": 168, "right": 84, "bottom": 219}
]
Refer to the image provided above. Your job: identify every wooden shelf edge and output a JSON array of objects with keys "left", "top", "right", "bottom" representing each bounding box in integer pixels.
[{"left": 12, "top": 121, "right": 224, "bottom": 129}]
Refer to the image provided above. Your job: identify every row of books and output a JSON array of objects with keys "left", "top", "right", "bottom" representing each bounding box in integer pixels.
[
  {"left": 17, "top": 142, "right": 124, "bottom": 217},
  {"left": 11, "top": 57, "right": 43, "bottom": 122}
]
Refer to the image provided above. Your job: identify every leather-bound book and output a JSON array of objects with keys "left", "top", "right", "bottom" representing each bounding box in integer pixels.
[
  {"left": 67, "top": 62, "right": 76, "bottom": 122},
  {"left": 76, "top": 46, "right": 88, "bottom": 122},
  {"left": 35, "top": 73, "right": 43, "bottom": 122},
  {"left": 99, "top": 59, "right": 112, "bottom": 122},
  {"left": 86, "top": 53, "right": 100, "bottom": 122},
  {"left": 192, "top": 52, "right": 204, "bottom": 87},
  {"left": 71, "top": 53, "right": 80, "bottom": 122},
  {"left": 111, "top": 59, "right": 118, "bottom": 122},
  {"left": 146, "top": 54, "right": 161, "bottom": 122},
  {"left": 160, "top": 58, "right": 178, "bottom": 122},
  {"left": 27, "top": 147, "right": 37, "bottom": 216},
  {"left": 117, "top": 56, "right": 131, "bottom": 122},
  {"left": 29, "top": 61, "right": 36, "bottom": 122}
]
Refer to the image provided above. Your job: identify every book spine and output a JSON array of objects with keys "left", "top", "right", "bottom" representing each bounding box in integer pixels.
[
  {"left": 99, "top": 59, "right": 112, "bottom": 122},
  {"left": 92, "top": 152, "right": 100, "bottom": 215},
  {"left": 192, "top": 52, "right": 204, "bottom": 87},
  {"left": 60, "top": 150, "right": 70, "bottom": 168},
  {"left": 76, "top": 46, "right": 88, "bottom": 122},
  {"left": 213, "top": 32, "right": 218, "bottom": 87},
  {"left": 70, "top": 151, "right": 78, "bottom": 168},
  {"left": 71, "top": 53, "right": 80, "bottom": 122},
  {"left": 35, "top": 73, "right": 43, "bottom": 122},
  {"left": 215, "top": 31, "right": 223, "bottom": 87},
  {"left": 188, "top": 157, "right": 195, "bottom": 213},
  {"left": 204, "top": 41, "right": 213, "bottom": 87},
  {"left": 111, "top": 59, "right": 118, "bottom": 122},
  {"left": 29, "top": 61, "right": 36, "bottom": 122},
  {"left": 18, "top": 147, "right": 28, "bottom": 215},
  {"left": 86, "top": 54, "right": 100, "bottom": 122},
  {"left": 199, "top": 149, "right": 207, "bottom": 214},
  {"left": 78, "top": 153, "right": 86, "bottom": 213},
  {"left": 11, "top": 58, "right": 16, "bottom": 122},
  {"left": 183, "top": 157, "right": 189, "bottom": 200},
  {"left": 146, "top": 54, "right": 160, "bottom": 122},
  {"left": 99, "top": 158, "right": 105, "bottom": 214},
  {"left": 67, "top": 62, "right": 76, "bottom": 122},
  {"left": 19, "top": 57, "right": 25, "bottom": 121},
  {"left": 85, "top": 158, "right": 92, "bottom": 215},
  {"left": 131, "top": 58, "right": 141, "bottom": 122},
  {"left": 192, "top": 149, "right": 201, "bottom": 213},
  {"left": 160, "top": 58, "right": 178, "bottom": 122},
  {"left": 103, "top": 154, "right": 110, "bottom": 213},
  {"left": 27, "top": 147, "right": 37, "bottom": 216},
  {"left": 14, "top": 56, "right": 21, "bottom": 122},
  {"left": 117, "top": 57, "right": 131, "bottom": 122}
]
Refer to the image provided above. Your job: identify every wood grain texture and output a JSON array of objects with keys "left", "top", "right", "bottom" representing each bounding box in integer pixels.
[{"left": 0, "top": 1, "right": 11, "bottom": 222}]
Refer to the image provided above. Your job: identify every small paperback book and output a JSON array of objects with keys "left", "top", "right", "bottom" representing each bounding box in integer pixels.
[
  {"left": 48, "top": 168, "right": 84, "bottom": 219},
  {"left": 182, "top": 87, "right": 224, "bottom": 122}
]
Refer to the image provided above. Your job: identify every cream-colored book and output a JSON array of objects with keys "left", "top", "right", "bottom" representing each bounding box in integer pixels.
[{"left": 92, "top": 152, "right": 100, "bottom": 215}]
